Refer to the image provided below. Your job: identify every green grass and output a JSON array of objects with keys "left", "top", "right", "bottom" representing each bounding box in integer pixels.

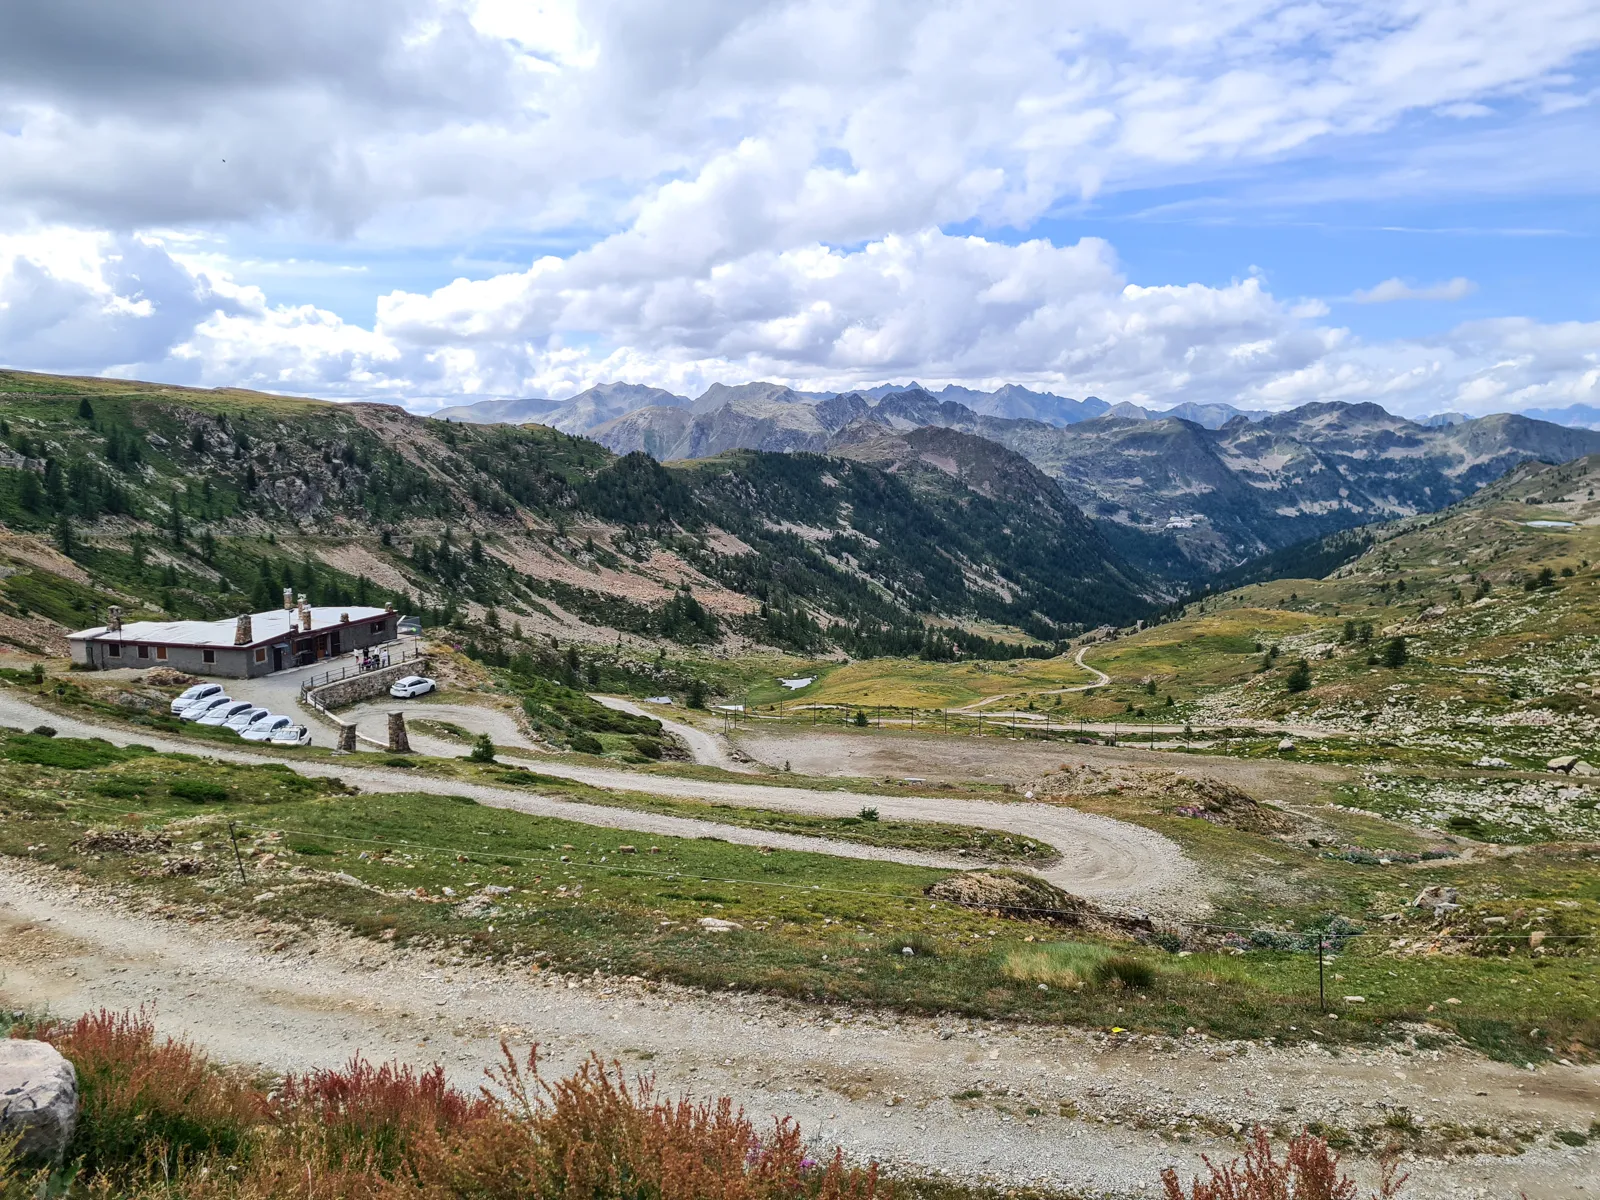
[{"left": 2, "top": 730, "right": 1596, "bottom": 1058}]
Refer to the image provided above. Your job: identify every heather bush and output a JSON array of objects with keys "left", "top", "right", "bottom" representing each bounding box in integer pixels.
[
  {"left": 12, "top": 1012, "right": 884, "bottom": 1200},
  {"left": 1160, "top": 1127, "right": 1407, "bottom": 1200}
]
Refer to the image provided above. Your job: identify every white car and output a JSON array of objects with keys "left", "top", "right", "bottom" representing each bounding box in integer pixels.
[
  {"left": 170, "top": 683, "right": 223, "bottom": 715},
  {"left": 389, "top": 675, "right": 437, "bottom": 699},
  {"left": 239, "top": 715, "right": 294, "bottom": 742},
  {"left": 268, "top": 724, "right": 311, "bottom": 747},
  {"left": 197, "top": 700, "right": 256, "bottom": 728},
  {"left": 179, "top": 695, "right": 233, "bottom": 722},
  {"left": 223, "top": 706, "right": 273, "bottom": 734}
]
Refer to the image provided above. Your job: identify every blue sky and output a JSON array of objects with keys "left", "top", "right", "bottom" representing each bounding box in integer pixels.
[{"left": 1, "top": 1, "right": 1597, "bottom": 416}]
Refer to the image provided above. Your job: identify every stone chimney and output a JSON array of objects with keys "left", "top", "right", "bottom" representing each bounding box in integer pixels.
[
  {"left": 106, "top": 605, "right": 123, "bottom": 633},
  {"left": 338, "top": 611, "right": 349, "bottom": 626},
  {"left": 234, "top": 613, "right": 253, "bottom": 645},
  {"left": 297, "top": 594, "right": 312, "bottom": 632},
  {"left": 384, "top": 600, "right": 394, "bottom": 613},
  {"left": 282, "top": 587, "right": 294, "bottom": 611}
]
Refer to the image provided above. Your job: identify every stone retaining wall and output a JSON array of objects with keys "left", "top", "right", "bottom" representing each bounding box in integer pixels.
[{"left": 306, "top": 660, "right": 426, "bottom": 711}]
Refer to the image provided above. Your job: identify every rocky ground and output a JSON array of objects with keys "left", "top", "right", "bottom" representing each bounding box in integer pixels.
[{"left": 2, "top": 859, "right": 1596, "bottom": 1199}]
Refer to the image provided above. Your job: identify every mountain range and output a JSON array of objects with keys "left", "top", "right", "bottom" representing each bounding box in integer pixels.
[
  {"left": 446, "top": 382, "right": 1600, "bottom": 577},
  {"left": 0, "top": 370, "right": 1144, "bottom": 666}
]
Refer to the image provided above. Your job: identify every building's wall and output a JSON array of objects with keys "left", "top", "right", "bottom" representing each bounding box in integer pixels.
[{"left": 71, "top": 613, "right": 397, "bottom": 678}]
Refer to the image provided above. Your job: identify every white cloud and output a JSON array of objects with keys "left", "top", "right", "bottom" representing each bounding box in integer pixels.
[
  {"left": 1349, "top": 277, "right": 1478, "bottom": 303},
  {"left": 0, "top": 1, "right": 1596, "bottom": 423}
]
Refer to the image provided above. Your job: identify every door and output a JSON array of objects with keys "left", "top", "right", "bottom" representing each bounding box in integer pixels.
[
  {"left": 330, "top": 631, "right": 342, "bottom": 655},
  {"left": 273, "top": 646, "right": 285, "bottom": 672}
]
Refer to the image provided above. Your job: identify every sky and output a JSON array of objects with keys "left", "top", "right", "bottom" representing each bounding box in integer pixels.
[{"left": 0, "top": 0, "right": 1597, "bottom": 417}]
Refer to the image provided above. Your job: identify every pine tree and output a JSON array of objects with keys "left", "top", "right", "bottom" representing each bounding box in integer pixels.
[
  {"left": 55, "top": 513, "right": 74, "bottom": 557},
  {"left": 1285, "top": 658, "right": 1312, "bottom": 693},
  {"left": 1382, "top": 636, "right": 1408, "bottom": 669}
]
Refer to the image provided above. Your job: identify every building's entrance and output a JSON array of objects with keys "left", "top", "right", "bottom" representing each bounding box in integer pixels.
[
  {"left": 330, "top": 630, "right": 342, "bottom": 655},
  {"left": 272, "top": 644, "right": 286, "bottom": 672}
]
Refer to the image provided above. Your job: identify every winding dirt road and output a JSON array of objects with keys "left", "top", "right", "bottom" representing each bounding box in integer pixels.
[
  {"left": 0, "top": 688, "right": 1198, "bottom": 913},
  {"left": 1, "top": 862, "right": 1593, "bottom": 1199}
]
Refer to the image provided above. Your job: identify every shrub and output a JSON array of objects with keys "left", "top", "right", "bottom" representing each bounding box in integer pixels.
[
  {"left": 23, "top": 1009, "right": 258, "bottom": 1178},
  {"left": 852, "top": 710, "right": 868, "bottom": 727},
  {"left": 1160, "top": 1126, "right": 1407, "bottom": 1199},
  {"left": 1093, "top": 955, "right": 1156, "bottom": 989},
  {"left": 468, "top": 733, "right": 496, "bottom": 763},
  {"left": 4, "top": 734, "right": 139, "bottom": 770},
  {"left": 858, "top": 806, "right": 879, "bottom": 822},
  {"left": 24, "top": 1008, "right": 887, "bottom": 1200},
  {"left": 30, "top": 724, "right": 55, "bottom": 737},
  {"left": 568, "top": 732, "right": 603, "bottom": 754},
  {"left": 1285, "top": 659, "right": 1312, "bottom": 693},
  {"left": 630, "top": 736, "right": 663, "bottom": 760},
  {"left": 169, "top": 778, "right": 228, "bottom": 803}
]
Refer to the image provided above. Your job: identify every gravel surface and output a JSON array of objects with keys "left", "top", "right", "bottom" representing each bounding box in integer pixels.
[
  {"left": 1, "top": 861, "right": 1594, "bottom": 1200},
  {"left": 0, "top": 689, "right": 1201, "bottom": 915},
  {"left": 590, "top": 694, "right": 758, "bottom": 772}
]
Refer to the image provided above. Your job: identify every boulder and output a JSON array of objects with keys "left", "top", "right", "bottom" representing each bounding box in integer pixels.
[
  {"left": 1547, "top": 755, "right": 1580, "bottom": 773},
  {"left": 0, "top": 1039, "right": 77, "bottom": 1165},
  {"left": 1277, "top": 738, "right": 1296, "bottom": 752},
  {"left": 1573, "top": 761, "right": 1598, "bottom": 777},
  {"left": 697, "top": 917, "right": 742, "bottom": 932},
  {"left": 1412, "top": 885, "right": 1459, "bottom": 910}
]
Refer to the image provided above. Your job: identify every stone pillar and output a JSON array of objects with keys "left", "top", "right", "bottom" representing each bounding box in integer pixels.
[
  {"left": 337, "top": 720, "right": 357, "bottom": 752},
  {"left": 387, "top": 711, "right": 410, "bottom": 753}
]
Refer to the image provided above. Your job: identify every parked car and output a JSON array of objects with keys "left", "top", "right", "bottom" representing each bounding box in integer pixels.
[
  {"left": 179, "top": 695, "right": 233, "bottom": 722},
  {"left": 222, "top": 706, "right": 272, "bottom": 734},
  {"left": 170, "top": 683, "right": 223, "bottom": 715},
  {"left": 239, "top": 715, "right": 294, "bottom": 742},
  {"left": 268, "top": 724, "right": 312, "bottom": 747},
  {"left": 389, "top": 675, "right": 437, "bottom": 699},
  {"left": 197, "top": 700, "right": 256, "bottom": 728}
]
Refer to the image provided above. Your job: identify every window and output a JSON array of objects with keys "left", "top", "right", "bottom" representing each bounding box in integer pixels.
[
  {"left": 156, "top": 646, "right": 168, "bottom": 661},
  {"left": 369, "top": 620, "right": 386, "bottom": 634},
  {"left": 254, "top": 648, "right": 266, "bottom": 663},
  {"left": 202, "top": 649, "right": 216, "bottom": 664},
  {"left": 136, "top": 645, "right": 149, "bottom": 659},
  {"left": 107, "top": 644, "right": 121, "bottom": 658}
]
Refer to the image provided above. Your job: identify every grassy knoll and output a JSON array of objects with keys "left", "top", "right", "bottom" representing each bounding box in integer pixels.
[{"left": 2, "top": 731, "right": 1595, "bottom": 1062}]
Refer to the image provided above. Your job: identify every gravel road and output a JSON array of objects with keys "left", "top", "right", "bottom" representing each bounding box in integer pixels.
[
  {"left": 0, "top": 688, "right": 1200, "bottom": 913},
  {"left": 1, "top": 861, "right": 1593, "bottom": 1200},
  {"left": 590, "top": 694, "right": 757, "bottom": 772}
]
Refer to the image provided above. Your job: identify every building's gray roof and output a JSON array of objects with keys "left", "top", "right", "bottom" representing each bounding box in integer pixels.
[{"left": 69, "top": 606, "right": 392, "bottom": 649}]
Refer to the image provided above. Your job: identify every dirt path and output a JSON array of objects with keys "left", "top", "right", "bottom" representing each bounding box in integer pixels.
[
  {"left": 0, "top": 688, "right": 1200, "bottom": 914},
  {"left": 951, "top": 644, "right": 1109, "bottom": 712},
  {"left": 590, "top": 695, "right": 756, "bottom": 772},
  {"left": 1, "top": 862, "right": 1593, "bottom": 1199}
]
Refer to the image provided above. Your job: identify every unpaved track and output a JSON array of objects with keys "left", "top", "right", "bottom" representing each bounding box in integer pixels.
[
  {"left": 590, "top": 694, "right": 755, "bottom": 772},
  {"left": 0, "top": 863, "right": 1594, "bottom": 1199},
  {"left": 0, "top": 689, "right": 1199, "bottom": 913},
  {"left": 952, "top": 644, "right": 1109, "bottom": 712}
]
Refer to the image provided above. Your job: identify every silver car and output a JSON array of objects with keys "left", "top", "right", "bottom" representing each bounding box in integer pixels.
[
  {"left": 170, "top": 683, "right": 222, "bottom": 715},
  {"left": 268, "top": 724, "right": 311, "bottom": 747},
  {"left": 239, "top": 715, "right": 294, "bottom": 742},
  {"left": 223, "top": 706, "right": 272, "bottom": 734},
  {"left": 197, "top": 700, "right": 255, "bottom": 728},
  {"left": 179, "top": 695, "right": 233, "bottom": 722}
]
